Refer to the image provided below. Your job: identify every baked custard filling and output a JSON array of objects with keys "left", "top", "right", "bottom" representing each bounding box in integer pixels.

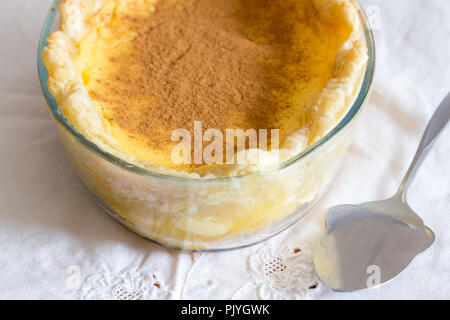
[{"left": 44, "top": 0, "right": 368, "bottom": 178}]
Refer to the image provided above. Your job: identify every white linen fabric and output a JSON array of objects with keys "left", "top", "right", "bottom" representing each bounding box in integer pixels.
[{"left": 0, "top": 0, "right": 449, "bottom": 300}]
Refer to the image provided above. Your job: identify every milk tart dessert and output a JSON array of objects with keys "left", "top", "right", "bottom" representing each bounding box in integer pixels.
[
  {"left": 43, "top": 0, "right": 368, "bottom": 249},
  {"left": 44, "top": 0, "right": 367, "bottom": 177}
]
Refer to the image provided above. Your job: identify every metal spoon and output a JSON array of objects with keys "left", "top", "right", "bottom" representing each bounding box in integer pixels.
[{"left": 314, "top": 92, "right": 450, "bottom": 292}]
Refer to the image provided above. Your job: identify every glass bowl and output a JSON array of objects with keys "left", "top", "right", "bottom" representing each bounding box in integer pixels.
[{"left": 37, "top": 0, "right": 375, "bottom": 252}]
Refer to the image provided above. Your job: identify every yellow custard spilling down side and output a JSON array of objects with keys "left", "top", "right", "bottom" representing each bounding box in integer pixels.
[{"left": 43, "top": 0, "right": 368, "bottom": 249}]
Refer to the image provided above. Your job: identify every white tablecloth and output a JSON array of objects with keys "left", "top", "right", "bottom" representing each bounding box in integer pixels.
[{"left": 0, "top": 0, "right": 449, "bottom": 300}]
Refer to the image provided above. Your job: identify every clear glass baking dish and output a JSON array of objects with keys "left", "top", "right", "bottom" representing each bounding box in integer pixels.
[{"left": 37, "top": 0, "right": 375, "bottom": 252}]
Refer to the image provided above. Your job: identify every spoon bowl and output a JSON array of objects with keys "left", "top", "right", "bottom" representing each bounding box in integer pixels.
[
  {"left": 315, "top": 92, "right": 449, "bottom": 292},
  {"left": 315, "top": 198, "right": 435, "bottom": 292}
]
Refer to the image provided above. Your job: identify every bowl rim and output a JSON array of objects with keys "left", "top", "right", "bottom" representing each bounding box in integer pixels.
[{"left": 37, "top": 0, "right": 376, "bottom": 183}]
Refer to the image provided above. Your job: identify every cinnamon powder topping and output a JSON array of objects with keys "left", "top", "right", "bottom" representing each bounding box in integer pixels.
[{"left": 87, "top": 0, "right": 323, "bottom": 152}]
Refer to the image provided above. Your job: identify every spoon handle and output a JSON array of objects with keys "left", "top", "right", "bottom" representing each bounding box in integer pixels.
[{"left": 397, "top": 92, "right": 450, "bottom": 200}]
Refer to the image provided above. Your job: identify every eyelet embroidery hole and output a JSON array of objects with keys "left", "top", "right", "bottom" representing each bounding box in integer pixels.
[
  {"left": 263, "top": 256, "right": 287, "bottom": 276},
  {"left": 112, "top": 286, "right": 144, "bottom": 300}
]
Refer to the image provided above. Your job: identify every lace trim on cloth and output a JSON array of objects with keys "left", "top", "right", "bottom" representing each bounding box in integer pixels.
[
  {"left": 73, "top": 243, "right": 319, "bottom": 300},
  {"left": 179, "top": 243, "right": 319, "bottom": 300},
  {"left": 80, "top": 271, "right": 172, "bottom": 300},
  {"left": 245, "top": 245, "right": 318, "bottom": 300}
]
